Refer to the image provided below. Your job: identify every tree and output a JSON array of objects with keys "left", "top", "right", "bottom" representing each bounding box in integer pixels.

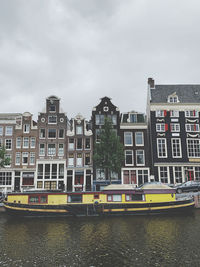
[
  {"left": 0, "top": 147, "right": 10, "bottom": 168},
  {"left": 93, "top": 117, "right": 124, "bottom": 182}
]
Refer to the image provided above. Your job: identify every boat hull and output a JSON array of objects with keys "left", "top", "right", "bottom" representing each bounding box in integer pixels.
[{"left": 4, "top": 198, "right": 195, "bottom": 217}]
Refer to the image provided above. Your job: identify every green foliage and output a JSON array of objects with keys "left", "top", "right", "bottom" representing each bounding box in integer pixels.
[
  {"left": 0, "top": 146, "right": 10, "bottom": 168},
  {"left": 93, "top": 117, "right": 124, "bottom": 181}
]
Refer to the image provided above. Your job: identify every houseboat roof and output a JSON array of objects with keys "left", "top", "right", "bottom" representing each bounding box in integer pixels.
[
  {"left": 139, "top": 182, "right": 172, "bottom": 190},
  {"left": 103, "top": 184, "right": 136, "bottom": 191}
]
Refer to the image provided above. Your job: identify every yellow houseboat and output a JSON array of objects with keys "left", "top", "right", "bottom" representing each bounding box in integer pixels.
[{"left": 4, "top": 183, "right": 194, "bottom": 216}]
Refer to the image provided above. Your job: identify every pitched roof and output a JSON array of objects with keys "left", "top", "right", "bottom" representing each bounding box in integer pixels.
[{"left": 151, "top": 85, "right": 200, "bottom": 103}]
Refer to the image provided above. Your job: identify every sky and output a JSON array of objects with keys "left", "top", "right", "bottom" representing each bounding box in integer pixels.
[{"left": 1, "top": 0, "right": 200, "bottom": 120}]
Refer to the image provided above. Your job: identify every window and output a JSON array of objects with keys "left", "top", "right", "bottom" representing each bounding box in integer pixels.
[
  {"left": 37, "top": 164, "right": 43, "bottom": 179},
  {"left": 159, "top": 167, "right": 168, "bottom": 183},
  {"left": 68, "top": 195, "right": 82, "bottom": 203},
  {"left": 22, "top": 152, "right": 28, "bottom": 165},
  {"left": 30, "top": 137, "right": 36, "bottom": 148},
  {"left": 0, "top": 172, "right": 12, "bottom": 185},
  {"left": 5, "top": 139, "right": 12, "bottom": 150},
  {"left": 15, "top": 152, "right": 21, "bottom": 165},
  {"left": 59, "top": 164, "right": 64, "bottom": 179},
  {"left": 48, "top": 115, "right": 57, "bottom": 124},
  {"left": 40, "top": 129, "right": 45, "bottom": 138},
  {"left": 125, "top": 150, "right": 133, "bottom": 165},
  {"left": 16, "top": 137, "right": 21, "bottom": 148},
  {"left": 187, "top": 139, "right": 200, "bottom": 158},
  {"left": 29, "top": 196, "right": 39, "bottom": 203},
  {"left": 5, "top": 126, "right": 13, "bottom": 136},
  {"left": 136, "top": 150, "right": 145, "bottom": 165},
  {"left": 108, "top": 115, "right": 117, "bottom": 125},
  {"left": 96, "top": 129, "right": 101, "bottom": 142},
  {"left": 156, "top": 124, "right": 165, "bottom": 132},
  {"left": 39, "top": 144, "right": 45, "bottom": 156},
  {"left": 0, "top": 126, "right": 3, "bottom": 136},
  {"left": 37, "top": 181, "right": 43, "bottom": 188},
  {"left": 49, "top": 105, "right": 56, "bottom": 112},
  {"left": 85, "top": 153, "right": 90, "bottom": 165},
  {"left": 107, "top": 194, "right": 122, "bottom": 202},
  {"left": 157, "top": 138, "right": 167, "bottom": 158},
  {"left": 170, "top": 124, "right": 180, "bottom": 132},
  {"left": 48, "top": 144, "right": 56, "bottom": 155},
  {"left": 5, "top": 154, "right": 11, "bottom": 167},
  {"left": 174, "top": 167, "right": 183, "bottom": 184},
  {"left": 77, "top": 153, "right": 82, "bottom": 167},
  {"left": 185, "top": 110, "right": 198, "bottom": 118},
  {"left": 185, "top": 124, "right": 199, "bottom": 132},
  {"left": 48, "top": 129, "right": 56, "bottom": 138},
  {"left": 123, "top": 170, "right": 136, "bottom": 184},
  {"left": 23, "top": 137, "right": 29, "bottom": 148},
  {"left": 58, "top": 144, "right": 64, "bottom": 156},
  {"left": 96, "top": 169, "right": 105, "bottom": 180},
  {"left": 77, "top": 138, "right": 82, "bottom": 150},
  {"left": 24, "top": 124, "right": 30, "bottom": 133},
  {"left": 156, "top": 110, "right": 165, "bottom": 117},
  {"left": 135, "top": 132, "right": 144, "bottom": 146},
  {"left": 95, "top": 115, "right": 104, "bottom": 125},
  {"left": 30, "top": 153, "right": 35, "bottom": 165},
  {"left": 68, "top": 154, "right": 74, "bottom": 166},
  {"left": 59, "top": 129, "right": 64, "bottom": 138},
  {"left": 76, "top": 125, "right": 83, "bottom": 135},
  {"left": 168, "top": 96, "right": 179, "bottom": 103},
  {"left": 195, "top": 167, "right": 200, "bottom": 181},
  {"left": 171, "top": 139, "right": 182, "bottom": 158},
  {"left": 68, "top": 138, "right": 74, "bottom": 150},
  {"left": 0, "top": 139, "right": 2, "bottom": 148},
  {"left": 85, "top": 138, "right": 90, "bottom": 149},
  {"left": 138, "top": 170, "right": 149, "bottom": 185},
  {"left": 170, "top": 110, "right": 179, "bottom": 117},
  {"left": 126, "top": 194, "right": 144, "bottom": 201},
  {"left": 124, "top": 132, "right": 133, "bottom": 146}
]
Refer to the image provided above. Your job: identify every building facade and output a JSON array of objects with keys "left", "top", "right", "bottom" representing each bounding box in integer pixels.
[
  {"left": 120, "top": 111, "right": 151, "bottom": 186},
  {"left": 147, "top": 78, "right": 200, "bottom": 184},
  {"left": 36, "top": 96, "right": 68, "bottom": 190},
  {"left": 91, "top": 97, "right": 121, "bottom": 191},
  {"left": 66, "top": 114, "right": 93, "bottom": 192}
]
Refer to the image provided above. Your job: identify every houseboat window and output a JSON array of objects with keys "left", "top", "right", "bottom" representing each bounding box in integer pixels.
[
  {"left": 94, "top": 194, "right": 99, "bottom": 199},
  {"left": 107, "top": 194, "right": 122, "bottom": 202},
  {"left": 68, "top": 195, "right": 82, "bottom": 203},
  {"left": 40, "top": 196, "right": 47, "bottom": 203},
  {"left": 29, "top": 196, "right": 39, "bottom": 203},
  {"left": 126, "top": 194, "right": 144, "bottom": 201}
]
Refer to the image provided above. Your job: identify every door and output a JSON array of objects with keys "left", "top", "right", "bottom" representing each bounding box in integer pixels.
[{"left": 14, "top": 177, "right": 20, "bottom": 191}]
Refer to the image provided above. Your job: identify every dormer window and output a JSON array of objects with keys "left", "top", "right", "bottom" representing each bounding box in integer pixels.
[
  {"left": 49, "top": 105, "right": 56, "bottom": 112},
  {"left": 168, "top": 93, "right": 179, "bottom": 103}
]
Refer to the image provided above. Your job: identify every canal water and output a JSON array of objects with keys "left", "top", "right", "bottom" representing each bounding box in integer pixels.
[{"left": 0, "top": 211, "right": 200, "bottom": 266}]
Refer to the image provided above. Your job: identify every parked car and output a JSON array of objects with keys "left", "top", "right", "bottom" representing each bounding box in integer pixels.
[{"left": 175, "top": 181, "right": 200, "bottom": 194}]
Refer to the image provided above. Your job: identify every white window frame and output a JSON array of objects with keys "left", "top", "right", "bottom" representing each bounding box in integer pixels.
[
  {"left": 0, "top": 126, "right": 3, "bottom": 136},
  {"left": 157, "top": 138, "right": 167, "bottom": 158},
  {"left": 158, "top": 166, "right": 169, "bottom": 184},
  {"left": 135, "top": 132, "right": 144, "bottom": 146},
  {"left": 171, "top": 138, "right": 182, "bottom": 158},
  {"left": 168, "top": 96, "right": 179, "bottom": 103},
  {"left": 76, "top": 125, "right": 83, "bottom": 135},
  {"left": 16, "top": 137, "right": 21, "bottom": 148},
  {"left": 125, "top": 150, "right": 133, "bottom": 166},
  {"left": 23, "top": 137, "right": 29, "bottom": 148},
  {"left": 187, "top": 139, "right": 200, "bottom": 158},
  {"left": 185, "top": 110, "right": 199, "bottom": 118},
  {"left": 173, "top": 166, "right": 183, "bottom": 184},
  {"left": 170, "top": 123, "right": 180, "bottom": 132},
  {"left": 170, "top": 110, "right": 179, "bottom": 117},
  {"left": 39, "top": 144, "right": 45, "bottom": 156},
  {"left": 22, "top": 152, "right": 28, "bottom": 165},
  {"left": 58, "top": 144, "right": 64, "bottom": 156},
  {"left": 23, "top": 124, "right": 30, "bottom": 133},
  {"left": 30, "top": 137, "right": 36, "bottom": 148},
  {"left": 15, "top": 152, "right": 21, "bottom": 165},
  {"left": 5, "top": 126, "right": 13, "bottom": 136},
  {"left": 30, "top": 152, "right": 35, "bottom": 165},
  {"left": 5, "top": 139, "right": 12, "bottom": 150},
  {"left": 136, "top": 150, "right": 145, "bottom": 166},
  {"left": 156, "top": 124, "right": 165, "bottom": 132},
  {"left": 155, "top": 110, "right": 164, "bottom": 117},
  {"left": 68, "top": 154, "right": 74, "bottom": 166},
  {"left": 185, "top": 124, "right": 199, "bottom": 132},
  {"left": 48, "top": 128, "right": 56, "bottom": 139},
  {"left": 48, "top": 115, "right": 57, "bottom": 124},
  {"left": 48, "top": 144, "right": 56, "bottom": 156},
  {"left": 124, "top": 132, "right": 133, "bottom": 146}
]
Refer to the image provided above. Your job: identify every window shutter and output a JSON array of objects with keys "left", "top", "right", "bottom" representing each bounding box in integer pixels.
[
  {"left": 164, "top": 110, "right": 167, "bottom": 117},
  {"left": 193, "top": 110, "right": 196, "bottom": 117},
  {"left": 165, "top": 124, "right": 168, "bottom": 131}
]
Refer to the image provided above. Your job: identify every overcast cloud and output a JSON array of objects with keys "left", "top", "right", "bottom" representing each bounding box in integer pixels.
[{"left": 1, "top": 0, "right": 200, "bottom": 120}]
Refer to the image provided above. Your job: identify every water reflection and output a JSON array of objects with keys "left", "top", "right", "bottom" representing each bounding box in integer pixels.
[{"left": 0, "top": 212, "right": 199, "bottom": 266}]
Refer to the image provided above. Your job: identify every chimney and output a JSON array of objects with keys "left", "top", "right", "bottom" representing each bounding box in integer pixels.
[{"left": 148, "top": 78, "right": 155, "bottom": 89}]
